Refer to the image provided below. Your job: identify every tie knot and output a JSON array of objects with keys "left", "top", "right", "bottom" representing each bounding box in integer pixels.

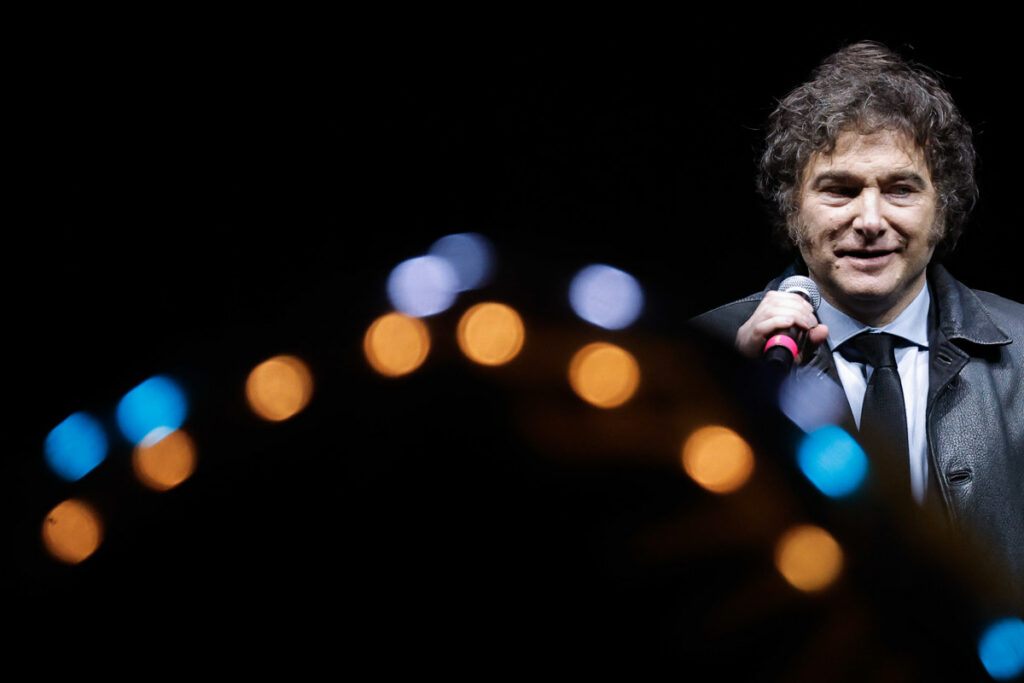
[{"left": 840, "top": 332, "right": 901, "bottom": 369}]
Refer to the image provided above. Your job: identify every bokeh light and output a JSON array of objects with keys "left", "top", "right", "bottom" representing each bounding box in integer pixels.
[
  {"left": 133, "top": 428, "right": 197, "bottom": 491},
  {"left": 456, "top": 302, "right": 525, "bottom": 366},
  {"left": 44, "top": 412, "right": 108, "bottom": 481},
  {"left": 428, "top": 232, "right": 495, "bottom": 291},
  {"left": 116, "top": 375, "right": 188, "bottom": 446},
  {"left": 364, "top": 312, "right": 431, "bottom": 377},
  {"left": 246, "top": 355, "right": 314, "bottom": 421},
  {"left": 569, "top": 264, "right": 644, "bottom": 330},
  {"left": 387, "top": 255, "right": 459, "bottom": 317},
  {"left": 979, "top": 617, "right": 1024, "bottom": 680},
  {"left": 682, "top": 425, "right": 755, "bottom": 494},
  {"left": 774, "top": 524, "right": 844, "bottom": 592},
  {"left": 778, "top": 369, "right": 850, "bottom": 433},
  {"left": 797, "top": 425, "right": 868, "bottom": 498},
  {"left": 42, "top": 498, "right": 103, "bottom": 564},
  {"left": 568, "top": 342, "right": 640, "bottom": 408}
]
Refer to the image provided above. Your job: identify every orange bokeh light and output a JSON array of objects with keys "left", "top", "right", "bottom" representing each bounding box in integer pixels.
[
  {"left": 364, "top": 312, "right": 430, "bottom": 377},
  {"left": 42, "top": 498, "right": 103, "bottom": 564},
  {"left": 133, "top": 428, "right": 197, "bottom": 491},
  {"left": 568, "top": 342, "right": 640, "bottom": 408},
  {"left": 456, "top": 302, "right": 525, "bottom": 366},
  {"left": 246, "top": 355, "right": 314, "bottom": 421},
  {"left": 682, "top": 425, "right": 755, "bottom": 494},
  {"left": 774, "top": 524, "right": 844, "bottom": 592}
]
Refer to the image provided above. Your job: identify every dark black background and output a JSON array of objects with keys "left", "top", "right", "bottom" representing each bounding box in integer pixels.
[
  {"left": 7, "top": 21, "right": 1021, "bottom": 676},
  {"left": 14, "top": 26, "right": 1022, "bottom": 391}
]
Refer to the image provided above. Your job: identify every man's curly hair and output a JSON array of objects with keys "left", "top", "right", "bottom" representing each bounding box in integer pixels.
[{"left": 758, "top": 41, "right": 977, "bottom": 258}]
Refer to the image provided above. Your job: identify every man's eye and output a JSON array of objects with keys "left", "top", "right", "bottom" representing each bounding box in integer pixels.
[
  {"left": 824, "top": 186, "right": 858, "bottom": 197},
  {"left": 889, "top": 185, "right": 915, "bottom": 196}
]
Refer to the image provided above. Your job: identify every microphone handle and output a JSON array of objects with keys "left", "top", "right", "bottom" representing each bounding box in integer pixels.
[{"left": 763, "top": 325, "right": 808, "bottom": 369}]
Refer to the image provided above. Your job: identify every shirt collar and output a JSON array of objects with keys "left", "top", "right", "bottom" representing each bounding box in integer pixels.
[{"left": 818, "top": 283, "right": 931, "bottom": 350}]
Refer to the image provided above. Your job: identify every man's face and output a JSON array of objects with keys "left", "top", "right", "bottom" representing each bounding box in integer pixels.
[{"left": 796, "top": 129, "right": 939, "bottom": 325}]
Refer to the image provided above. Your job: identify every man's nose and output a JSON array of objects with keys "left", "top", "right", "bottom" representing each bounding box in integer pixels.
[{"left": 853, "top": 188, "right": 884, "bottom": 235}]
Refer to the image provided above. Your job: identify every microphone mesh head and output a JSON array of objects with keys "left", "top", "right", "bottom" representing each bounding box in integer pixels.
[{"left": 778, "top": 275, "right": 821, "bottom": 312}]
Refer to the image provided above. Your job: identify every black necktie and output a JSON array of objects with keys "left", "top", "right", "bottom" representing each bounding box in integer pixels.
[{"left": 840, "top": 332, "right": 911, "bottom": 495}]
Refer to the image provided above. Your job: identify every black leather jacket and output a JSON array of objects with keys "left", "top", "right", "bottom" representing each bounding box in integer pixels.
[{"left": 691, "top": 264, "right": 1024, "bottom": 588}]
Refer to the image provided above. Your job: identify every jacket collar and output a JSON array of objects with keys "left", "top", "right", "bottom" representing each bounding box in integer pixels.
[
  {"left": 765, "top": 262, "right": 1012, "bottom": 349},
  {"left": 928, "top": 264, "right": 1012, "bottom": 347}
]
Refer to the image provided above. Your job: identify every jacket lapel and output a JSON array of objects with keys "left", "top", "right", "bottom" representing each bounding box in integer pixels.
[
  {"left": 924, "top": 265, "right": 1013, "bottom": 518},
  {"left": 927, "top": 265, "right": 1011, "bottom": 407}
]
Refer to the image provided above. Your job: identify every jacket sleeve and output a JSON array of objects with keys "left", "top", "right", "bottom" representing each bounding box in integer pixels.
[{"left": 688, "top": 296, "right": 763, "bottom": 348}]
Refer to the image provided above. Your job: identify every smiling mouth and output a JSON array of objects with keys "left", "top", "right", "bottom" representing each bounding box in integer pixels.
[{"left": 837, "top": 249, "right": 896, "bottom": 259}]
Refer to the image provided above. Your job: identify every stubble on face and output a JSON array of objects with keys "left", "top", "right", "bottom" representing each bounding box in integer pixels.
[{"left": 791, "top": 129, "right": 940, "bottom": 326}]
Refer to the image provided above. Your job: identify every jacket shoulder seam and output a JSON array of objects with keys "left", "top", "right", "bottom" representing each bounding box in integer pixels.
[{"left": 695, "top": 294, "right": 763, "bottom": 318}]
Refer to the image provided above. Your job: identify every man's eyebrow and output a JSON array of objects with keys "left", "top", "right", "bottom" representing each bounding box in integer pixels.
[
  {"left": 808, "top": 171, "right": 857, "bottom": 188},
  {"left": 808, "top": 170, "right": 929, "bottom": 188},
  {"left": 883, "top": 170, "right": 929, "bottom": 187}
]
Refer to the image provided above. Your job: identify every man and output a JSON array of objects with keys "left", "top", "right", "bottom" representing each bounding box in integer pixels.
[{"left": 692, "top": 42, "right": 1023, "bottom": 586}]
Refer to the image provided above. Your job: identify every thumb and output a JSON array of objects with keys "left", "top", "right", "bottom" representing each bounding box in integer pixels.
[
  {"left": 808, "top": 323, "right": 830, "bottom": 347},
  {"left": 796, "top": 323, "right": 830, "bottom": 365}
]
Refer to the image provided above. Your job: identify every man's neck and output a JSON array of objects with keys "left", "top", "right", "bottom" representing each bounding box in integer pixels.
[
  {"left": 818, "top": 277, "right": 928, "bottom": 328},
  {"left": 818, "top": 283, "right": 931, "bottom": 351}
]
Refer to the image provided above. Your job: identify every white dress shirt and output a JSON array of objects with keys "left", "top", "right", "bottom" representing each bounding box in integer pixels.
[{"left": 816, "top": 285, "right": 931, "bottom": 504}]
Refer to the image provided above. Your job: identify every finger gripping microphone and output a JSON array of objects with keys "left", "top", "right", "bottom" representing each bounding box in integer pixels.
[{"left": 763, "top": 275, "right": 821, "bottom": 370}]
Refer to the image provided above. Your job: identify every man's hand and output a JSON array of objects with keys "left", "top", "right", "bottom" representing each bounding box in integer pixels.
[{"left": 735, "top": 291, "right": 829, "bottom": 364}]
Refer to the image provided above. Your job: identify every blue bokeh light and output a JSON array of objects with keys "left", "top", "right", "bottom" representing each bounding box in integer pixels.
[
  {"left": 44, "top": 412, "right": 108, "bottom": 481},
  {"left": 568, "top": 264, "right": 644, "bottom": 330},
  {"left": 387, "top": 255, "right": 459, "bottom": 317},
  {"left": 428, "top": 232, "right": 495, "bottom": 292},
  {"left": 797, "top": 425, "right": 869, "bottom": 498},
  {"left": 979, "top": 617, "right": 1024, "bottom": 680},
  {"left": 116, "top": 375, "right": 188, "bottom": 446}
]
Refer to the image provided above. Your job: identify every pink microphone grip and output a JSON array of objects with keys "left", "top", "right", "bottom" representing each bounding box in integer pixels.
[{"left": 764, "top": 334, "right": 799, "bottom": 359}]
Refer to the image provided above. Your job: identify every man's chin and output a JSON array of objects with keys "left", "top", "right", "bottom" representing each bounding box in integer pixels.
[
  {"left": 822, "top": 272, "right": 927, "bottom": 323},
  {"left": 829, "top": 269, "right": 903, "bottom": 300},
  {"left": 814, "top": 273, "right": 899, "bottom": 311},
  {"left": 838, "top": 285, "right": 896, "bottom": 302}
]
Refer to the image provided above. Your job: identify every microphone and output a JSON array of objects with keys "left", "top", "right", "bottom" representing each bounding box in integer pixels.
[{"left": 763, "top": 275, "right": 821, "bottom": 370}]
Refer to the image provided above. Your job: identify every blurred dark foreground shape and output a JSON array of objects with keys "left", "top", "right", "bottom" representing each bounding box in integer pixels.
[{"left": 9, "top": 318, "right": 1021, "bottom": 680}]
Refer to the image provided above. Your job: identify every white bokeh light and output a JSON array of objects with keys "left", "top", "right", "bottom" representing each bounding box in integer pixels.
[
  {"left": 778, "top": 369, "right": 850, "bottom": 433},
  {"left": 569, "top": 264, "right": 644, "bottom": 330},
  {"left": 428, "top": 232, "right": 495, "bottom": 291},
  {"left": 387, "top": 255, "right": 459, "bottom": 317}
]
